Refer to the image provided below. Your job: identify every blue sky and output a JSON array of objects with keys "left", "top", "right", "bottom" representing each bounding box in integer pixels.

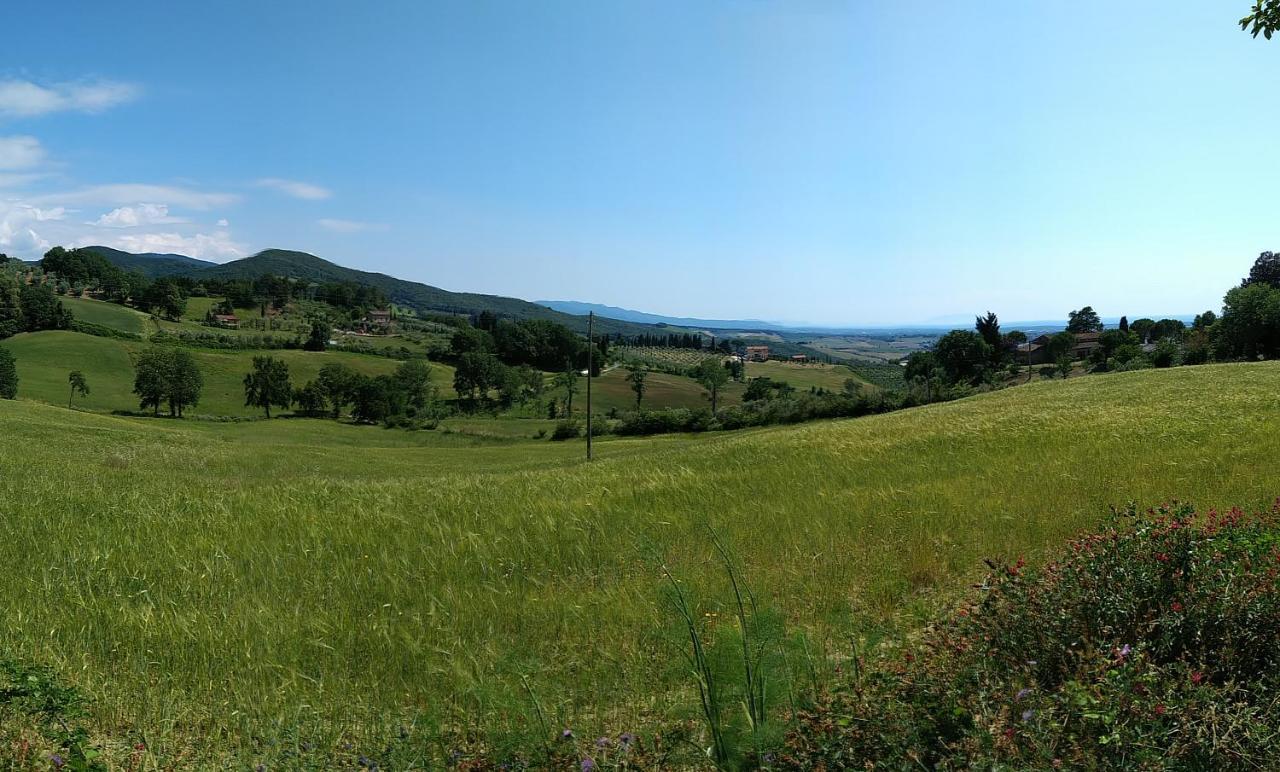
[{"left": 1, "top": 1, "right": 1276, "bottom": 325}]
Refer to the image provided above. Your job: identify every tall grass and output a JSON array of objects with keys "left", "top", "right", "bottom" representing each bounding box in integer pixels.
[{"left": 1, "top": 362, "right": 1279, "bottom": 765}]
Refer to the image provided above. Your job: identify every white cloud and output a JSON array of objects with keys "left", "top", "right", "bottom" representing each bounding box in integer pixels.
[
  {"left": 91, "top": 203, "right": 187, "bottom": 228},
  {"left": 317, "top": 217, "right": 387, "bottom": 233},
  {"left": 0, "top": 79, "right": 140, "bottom": 118},
  {"left": 79, "top": 229, "right": 247, "bottom": 261},
  {"left": 31, "top": 184, "right": 239, "bottom": 210},
  {"left": 216, "top": 218, "right": 229, "bottom": 227},
  {"left": 256, "top": 177, "right": 332, "bottom": 200},
  {"left": 0, "top": 136, "right": 44, "bottom": 169},
  {"left": 0, "top": 202, "right": 63, "bottom": 255}
]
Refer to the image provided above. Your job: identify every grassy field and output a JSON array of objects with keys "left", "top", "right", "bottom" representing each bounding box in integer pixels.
[
  {"left": 572, "top": 366, "right": 746, "bottom": 414},
  {"left": 60, "top": 296, "right": 151, "bottom": 334},
  {"left": 4, "top": 330, "right": 457, "bottom": 415},
  {"left": 1, "top": 362, "right": 1279, "bottom": 766},
  {"left": 744, "top": 359, "right": 867, "bottom": 391}
]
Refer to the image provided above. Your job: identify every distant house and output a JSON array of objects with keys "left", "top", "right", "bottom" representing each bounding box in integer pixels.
[
  {"left": 745, "top": 345, "right": 770, "bottom": 362},
  {"left": 790, "top": 354, "right": 808, "bottom": 363},
  {"left": 1030, "top": 331, "right": 1103, "bottom": 361},
  {"left": 1016, "top": 342, "right": 1050, "bottom": 365},
  {"left": 212, "top": 313, "right": 240, "bottom": 329}
]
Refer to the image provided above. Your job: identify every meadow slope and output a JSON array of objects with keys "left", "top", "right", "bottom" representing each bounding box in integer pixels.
[{"left": 1, "top": 362, "right": 1278, "bottom": 766}]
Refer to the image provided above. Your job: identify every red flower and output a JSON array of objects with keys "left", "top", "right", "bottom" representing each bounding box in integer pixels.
[
  {"left": 1171, "top": 601, "right": 1184, "bottom": 612},
  {"left": 1154, "top": 704, "right": 1167, "bottom": 716},
  {"left": 1156, "top": 553, "right": 1170, "bottom": 563},
  {"left": 1191, "top": 671, "right": 1205, "bottom": 685}
]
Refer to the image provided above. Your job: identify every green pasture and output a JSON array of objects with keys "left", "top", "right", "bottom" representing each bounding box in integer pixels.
[
  {"left": 1, "top": 362, "right": 1279, "bottom": 765},
  {"left": 4, "top": 330, "right": 456, "bottom": 415},
  {"left": 60, "top": 296, "right": 150, "bottom": 334}
]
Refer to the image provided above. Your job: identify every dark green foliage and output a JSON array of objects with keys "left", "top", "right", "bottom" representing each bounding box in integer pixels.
[
  {"left": 132, "top": 347, "right": 203, "bottom": 417},
  {"left": 549, "top": 419, "right": 581, "bottom": 440},
  {"left": 784, "top": 502, "right": 1280, "bottom": 769},
  {"left": 453, "top": 352, "right": 506, "bottom": 402},
  {"left": 625, "top": 364, "right": 648, "bottom": 408},
  {"left": 1241, "top": 1, "right": 1280, "bottom": 37},
  {"left": 1130, "top": 318, "right": 1156, "bottom": 343},
  {"left": 139, "top": 277, "right": 187, "bottom": 320},
  {"left": 1046, "top": 331, "right": 1076, "bottom": 361},
  {"left": 902, "top": 350, "right": 940, "bottom": 382},
  {"left": 744, "top": 376, "right": 793, "bottom": 402},
  {"left": 0, "top": 272, "right": 21, "bottom": 339},
  {"left": 1067, "top": 306, "right": 1104, "bottom": 334},
  {"left": 975, "top": 311, "right": 1006, "bottom": 368},
  {"left": 316, "top": 362, "right": 358, "bottom": 419},
  {"left": 304, "top": 317, "right": 331, "bottom": 351},
  {"left": 243, "top": 356, "right": 293, "bottom": 418},
  {"left": 1150, "top": 339, "right": 1180, "bottom": 368},
  {"left": 1216, "top": 282, "right": 1280, "bottom": 359},
  {"left": 0, "top": 346, "right": 16, "bottom": 399},
  {"left": 934, "top": 329, "right": 992, "bottom": 385},
  {"left": 293, "top": 380, "right": 328, "bottom": 416},
  {"left": 19, "top": 283, "right": 72, "bottom": 332},
  {"left": 68, "top": 370, "right": 89, "bottom": 409},
  {"left": 695, "top": 357, "right": 731, "bottom": 412},
  {"left": 1192, "top": 310, "right": 1217, "bottom": 330}
]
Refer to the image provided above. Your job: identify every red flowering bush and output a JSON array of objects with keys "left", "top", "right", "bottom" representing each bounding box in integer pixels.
[{"left": 783, "top": 501, "right": 1280, "bottom": 769}]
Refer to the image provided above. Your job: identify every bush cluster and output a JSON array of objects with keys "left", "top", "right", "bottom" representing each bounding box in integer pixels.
[{"left": 783, "top": 501, "right": 1280, "bottom": 769}]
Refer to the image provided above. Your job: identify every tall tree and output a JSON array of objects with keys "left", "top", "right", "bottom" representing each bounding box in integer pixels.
[
  {"left": 934, "top": 329, "right": 993, "bottom": 385},
  {"left": 0, "top": 272, "right": 22, "bottom": 339},
  {"left": 67, "top": 370, "right": 89, "bottom": 409},
  {"left": 304, "top": 318, "right": 332, "bottom": 351},
  {"left": 316, "top": 362, "right": 357, "bottom": 419},
  {"left": 625, "top": 364, "right": 648, "bottom": 409},
  {"left": 1066, "top": 306, "right": 1104, "bottom": 334},
  {"left": 1242, "top": 251, "right": 1280, "bottom": 288},
  {"left": 974, "top": 311, "right": 1002, "bottom": 349},
  {"left": 243, "top": 356, "right": 293, "bottom": 418},
  {"left": 132, "top": 348, "right": 170, "bottom": 416},
  {"left": 394, "top": 359, "right": 436, "bottom": 411},
  {"left": 1118, "top": 316, "right": 1129, "bottom": 334},
  {"left": 695, "top": 357, "right": 730, "bottom": 412},
  {"left": 18, "top": 284, "right": 71, "bottom": 331},
  {"left": 0, "top": 346, "right": 16, "bottom": 399},
  {"left": 167, "top": 349, "right": 203, "bottom": 418},
  {"left": 554, "top": 366, "right": 579, "bottom": 415}
]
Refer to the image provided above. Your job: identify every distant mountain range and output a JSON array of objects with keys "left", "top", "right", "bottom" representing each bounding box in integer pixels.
[
  {"left": 80, "top": 247, "right": 662, "bottom": 337},
  {"left": 536, "top": 300, "right": 784, "bottom": 330}
]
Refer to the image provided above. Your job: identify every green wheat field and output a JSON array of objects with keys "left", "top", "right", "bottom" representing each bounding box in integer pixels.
[{"left": 2, "top": 361, "right": 1278, "bottom": 766}]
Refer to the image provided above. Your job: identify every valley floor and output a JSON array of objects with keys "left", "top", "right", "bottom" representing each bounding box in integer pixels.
[{"left": 2, "top": 361, "right": 1279, "bottom": 766}]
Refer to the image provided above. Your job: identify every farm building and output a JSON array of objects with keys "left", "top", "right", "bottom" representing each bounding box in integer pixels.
[
  {"left": 1016, "top": 342, "right": 1050, "bottom": 365},
  {"left": 211, "top": 313, "right": 240, "bottom": 329},
  {"left": 745, "top": 345, "right": 770, "bottom": 362},
  {"left": 1031, "top": 332, "right": 1103, "bottom": 361}
]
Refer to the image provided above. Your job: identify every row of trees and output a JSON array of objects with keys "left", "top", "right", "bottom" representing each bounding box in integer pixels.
[{"left": 452, "top": 314, "right": 597, "bottom": 376}]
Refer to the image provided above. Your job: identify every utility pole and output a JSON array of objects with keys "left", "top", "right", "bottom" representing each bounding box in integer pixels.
[{"left": 586, "top": 311, "right": 594, "bottom": 461}]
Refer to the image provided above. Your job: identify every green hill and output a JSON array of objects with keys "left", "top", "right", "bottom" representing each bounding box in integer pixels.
[
  {"left": 78, "top": 244, "right": 216, "bottom": 277},
  {"left": 5, "top": 330, "right": 456, "bottom": 414},
  {"left": 83, "top": 246, "right": 668, "bottom": 337},
  {"left": 0, "top": 362, "right": 1276, "bottom": 766}
]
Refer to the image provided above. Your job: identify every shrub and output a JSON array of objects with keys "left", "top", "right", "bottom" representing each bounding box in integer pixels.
[
  {"left": 784, "top": 501, "right": 1280, "bottom": 770},
  {"left": 550, "top": 419, "right": 581, "bottom": 441}
]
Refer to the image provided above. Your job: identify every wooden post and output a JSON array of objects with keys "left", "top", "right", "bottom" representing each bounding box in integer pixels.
[{"left": 586, "top": 311, "right": 594, "bottom": 461}]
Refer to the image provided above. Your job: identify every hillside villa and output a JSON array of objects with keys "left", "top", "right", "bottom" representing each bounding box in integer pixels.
[
  {"left": 745, "top": 345, "right": 770, "bottom": 362},
  {"left": 1020, "top": 332, "right": 1104, "bottom": 364}
]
